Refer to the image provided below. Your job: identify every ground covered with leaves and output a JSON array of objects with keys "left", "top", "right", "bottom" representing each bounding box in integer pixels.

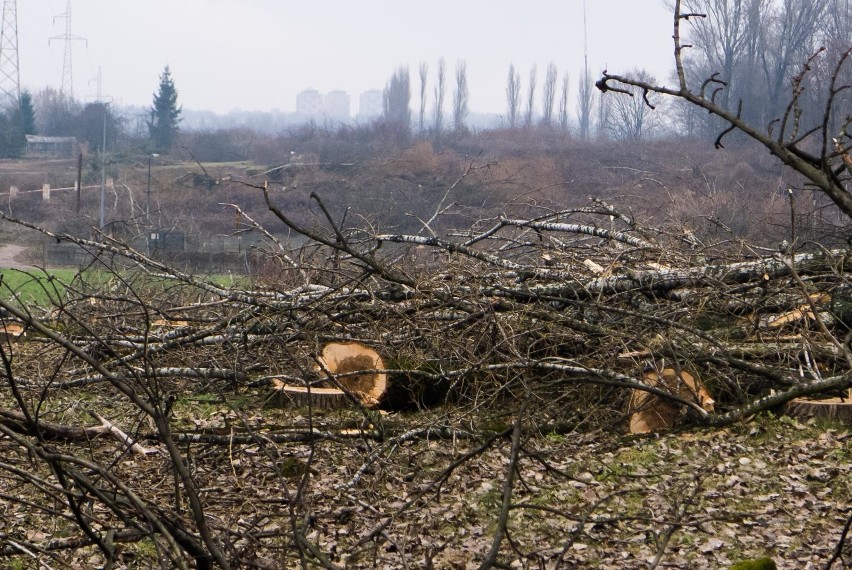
[{"left": 1, "top": 388, "right": 848, "bottom": 569}]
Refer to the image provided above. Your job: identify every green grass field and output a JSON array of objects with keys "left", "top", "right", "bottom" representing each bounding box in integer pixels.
[
  {"left": 0, "top": 267, "right": 252, "bottom": 310},
  {"left": 0, "top": 268, "right": 77, "bottom": 308}
]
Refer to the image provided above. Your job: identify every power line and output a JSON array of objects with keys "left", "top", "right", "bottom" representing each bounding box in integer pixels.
[
  {"left": 0, "top": 0, "right": 21, "bottom": 113},
  {"left": 49, "top": 0, "right": 85, "bottom": 100}
]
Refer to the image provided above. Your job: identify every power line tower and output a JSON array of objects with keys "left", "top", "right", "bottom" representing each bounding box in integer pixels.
[
  {"left": 50, "top": 0, "right": 86, "bottom": 101},
  {"left": 0, "top": 0, "right": 21, "bottom": 113}
]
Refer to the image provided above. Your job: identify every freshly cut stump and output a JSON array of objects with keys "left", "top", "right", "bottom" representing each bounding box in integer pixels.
[
  {"left": 0, "top": 322, "right": 25, "bottom": 343},
  {"left": 628, "top": 367, "right": 715, "bottom": 434},
  {"left": 316, "top": 342, "right": 387, "bottom": 408},
  {"left": 784, "top": 389, "right": 852, "bottom": 425},
  {"left": 270, "top": 342, "right": 388, "bottom": 410},
  {"left": 270, "top": 382, "right": 350, "bottom": 410}
]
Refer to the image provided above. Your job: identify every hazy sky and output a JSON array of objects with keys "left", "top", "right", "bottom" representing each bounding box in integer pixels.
[{"left": 17, "top": 1, "right": 674, "bottom": 116}]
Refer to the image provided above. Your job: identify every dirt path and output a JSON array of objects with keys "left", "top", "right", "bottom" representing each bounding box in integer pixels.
[{"left": 0, "top": 244, "right": 34, "bottom": 269}]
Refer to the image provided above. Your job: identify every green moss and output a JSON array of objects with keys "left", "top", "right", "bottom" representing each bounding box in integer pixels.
[
  {"left": 132, "top": 538, "right": 159, "bottom": 560},
  {"left": 279, "top": 457, "right": 309, "bottom": 478},
  {"left": 730, "top": 557, "right": 777, "bottom": 570}
]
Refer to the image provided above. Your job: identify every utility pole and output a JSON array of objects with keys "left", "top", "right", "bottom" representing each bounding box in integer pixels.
[
  {"left": 146, "top": 153, "right": 158, "bottom": 221},
  {"left": 581, "top": 0, "right": 591, "bottom": 140},
  {"left": 90, "top": 67, "right": 111, "bottom": 234},
  {"left": 0, "top": 0, "right": 20, "bottom": 113},
  {"left": 50, "top": 0, "right": 86, "bottom": 101}
]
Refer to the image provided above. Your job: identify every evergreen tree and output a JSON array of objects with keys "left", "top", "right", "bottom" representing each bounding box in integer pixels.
[
  {"left": 0, "top": 93, "right": 35, "bottom": 157},
  {"left": 0, "top": 113, "right": 17, "bottom": 157},
  {"left": 18, "top": 91, "right": 36, "bottom": 136},
  {"left": 147, "top": 66, "right": 181, "bottom": 153}
]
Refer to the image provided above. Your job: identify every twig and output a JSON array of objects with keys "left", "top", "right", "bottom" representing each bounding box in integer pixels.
[{"left": 478, "top": 397, "right": 527, "bottom": 569}]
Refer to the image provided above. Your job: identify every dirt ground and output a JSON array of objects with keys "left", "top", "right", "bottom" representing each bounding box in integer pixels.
[{"left": 0, "top": 244, "right": 32, "bottom": 269}]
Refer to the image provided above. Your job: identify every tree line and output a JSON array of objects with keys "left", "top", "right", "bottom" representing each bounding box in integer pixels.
[
  {"left": 673, "top": 0, "right": 851, "bottom": 140},
  {"left": 378, "top": 0, "right": 851, "bottom": 143},
  {"left": 0, "top": 66, "right": 182, "bottom": 158}
]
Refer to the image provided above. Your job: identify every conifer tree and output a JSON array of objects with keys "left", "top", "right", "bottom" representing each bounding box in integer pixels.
[
  {"left": 18, "top": 92, "right": 36, "bottom": 136},
  {"left": 148, "top": 66, "right": 181, "bottom": 153}
]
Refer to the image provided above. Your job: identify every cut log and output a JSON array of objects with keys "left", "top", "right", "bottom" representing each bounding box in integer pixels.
[
  {"left": 269, "top": 345, "right": 451, "bottom": 411},
  {"left": 0, "top": 322, "right": 25, "bottom": 343},
  {"left": 151, "top": 319, "right": 189, "bottom": 329},
  {"left": 628, "top": 367, "right": 715, "bottom": 434},
  {"left": 766, "top": 293, "right": 830, "bottom": 329},
  {"left": 268, "top": 382, "right": 351, "bottom": 410},
  {"left": 783, "top": 389, "right": 852, "bottom": 424},
  {"left": 315, "top": 341, "right": 387, "bottom": 408}
]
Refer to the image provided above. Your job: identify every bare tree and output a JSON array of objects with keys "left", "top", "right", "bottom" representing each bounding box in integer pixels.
[
  {"left": 524, "top": 65, "right": 537, "bottom": 128},
  {"left": 598, "top": 0, "right": 852, "bottom": 217},
  {"left": 824, "top": 0, "right": 852, "bottom": 44},
  {"left": 506, "top": 63, "right": 521, "bottom": 129},
  {"left": 541, "top": 62, "right": 558, "bottom": 127},
  {"left": 678, "top": 0, "right": 826, "bottom": 130},
  {"left": 603, "top": 68, "right": 660, "bottom": 141},
  {"left": 820, "top": 0, "right": 852, "bottom": 128},
  {"left": 679, "top": 0, "right": 755, "bottom": 112},
  {"left": 383, "top": 66, "right": 411, "bottom": 136},
  {"left": 433, "top": 57, "right": 446, "bottom": 135},
  {"left": 419, "top": 61, "right": 428, "bottom": 135},
  {"left": 452, "top": 60, "right": 470, "bottom": 133},
  {"left": 558, "top": 73, "right": 570, "bottom": 132},
  {"left": 761, "top": 0, "right": 827, "bottom": 122}
]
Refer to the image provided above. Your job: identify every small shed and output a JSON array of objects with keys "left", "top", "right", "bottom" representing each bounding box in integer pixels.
[
  {"left": 25, "top": 135, "right": 78, "bottom": 158},
  {"left": 148, "top": 230, "right": 186, "bottom": 252}
]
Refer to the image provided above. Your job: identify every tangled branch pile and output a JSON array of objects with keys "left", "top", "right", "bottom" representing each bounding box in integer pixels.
[
  {"left": 0, "top": 0, "right": 849, "bottom": 564},
  {"left": 0, "top": 183, "right": 848, "bottom": 565}
]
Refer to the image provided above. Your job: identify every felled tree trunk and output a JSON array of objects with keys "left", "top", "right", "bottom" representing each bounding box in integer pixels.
[{"left": 783, "top": 389, "right": 852, "bottom": 424}]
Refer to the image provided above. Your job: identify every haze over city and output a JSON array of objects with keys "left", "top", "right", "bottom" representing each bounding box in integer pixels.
[{"left": 17, "top": 0, "right": 673, "bottom": 117}]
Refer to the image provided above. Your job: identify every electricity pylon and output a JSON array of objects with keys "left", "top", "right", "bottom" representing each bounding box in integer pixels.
[
  {"left": 50, "top": 0, "right": 86, "bottom": 101},
  {"left": 0, "top": 0, "right": 20, "bottom": 113}
]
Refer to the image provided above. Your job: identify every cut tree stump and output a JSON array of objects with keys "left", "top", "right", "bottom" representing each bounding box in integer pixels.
[
  {"left": 316, "top": 342, "right": 387, "bottom": 407},
  {"left": 628, "top": 367, "right": 716, "bottom": 434},
  {"left": 270, "top": 342, "right": 388, "bottom": 410},
  {"left": 0, "top": 322, "right": 25, "bottom": 343},
  {"left": 269, "top": 381, "right": 351, "bottom": 410},
  {"left": 783, "top": 389, "right": 852, "bottom": 424}
]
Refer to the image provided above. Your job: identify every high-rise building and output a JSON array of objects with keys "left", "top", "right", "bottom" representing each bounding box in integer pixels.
[
  {"left": 324, "top": 90, "right": 350, "bottom": 122},
  {"left": 296, "top": 89, "right": 323, "bottom": 117},
  {"left": 358, "top": 89, "right": 383, "bottom": 120}
]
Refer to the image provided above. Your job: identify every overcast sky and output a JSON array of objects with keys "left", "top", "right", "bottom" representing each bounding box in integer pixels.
[{"left": 17, "top": 1, "right": 674, "bottom": 116}]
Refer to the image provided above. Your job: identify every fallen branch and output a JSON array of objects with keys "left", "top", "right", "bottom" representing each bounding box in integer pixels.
[{"left": 90, "top": 411, "right": 158, "bottom": 456}]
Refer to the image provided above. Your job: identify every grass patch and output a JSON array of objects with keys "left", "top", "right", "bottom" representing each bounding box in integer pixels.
[
  {"left": 0, "top": 267, "right": 252, "bottom": 311},
  {"left": 0, "top": 268, "right": 78, "bottom": 308}
]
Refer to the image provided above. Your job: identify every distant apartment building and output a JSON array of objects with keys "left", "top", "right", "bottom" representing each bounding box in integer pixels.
[
  {"left": 358, "top": 89, "right": 383, "bottom": 121},
  {"left": 296, "top": 89, "right": 352, "bottom": 123},
  {"left": 296, "top": 89, "right": 323, "bottom": 118},
  {"left": 324, "top": 90, "right": 350, "bottom": 122}
]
